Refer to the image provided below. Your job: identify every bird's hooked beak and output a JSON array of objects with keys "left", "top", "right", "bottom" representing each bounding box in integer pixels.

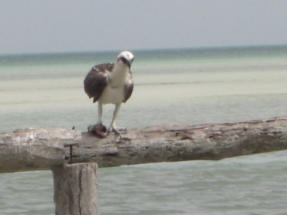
[{"left": 118, "top": 56, "right": 133, "bottom": 68}]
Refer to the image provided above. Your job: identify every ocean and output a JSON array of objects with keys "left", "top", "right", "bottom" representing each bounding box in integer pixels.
[{"left": 0, "top": 46, "right": 287, "bottom": 214}]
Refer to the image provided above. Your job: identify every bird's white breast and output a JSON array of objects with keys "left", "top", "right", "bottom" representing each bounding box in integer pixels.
[
  {"left": 98, "top": 66, "right": 129, "bottom": 104},
  {"left": 99, "top": 85, "right": 125, "bottom": 104}
]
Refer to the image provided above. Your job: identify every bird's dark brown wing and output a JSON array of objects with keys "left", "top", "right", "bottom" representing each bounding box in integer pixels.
[
  {"left": 123, "top": 71, "right": 134, "bottom": 103},
  {"left": 84, "top": 63, "right": 114, "bottom": 103}
]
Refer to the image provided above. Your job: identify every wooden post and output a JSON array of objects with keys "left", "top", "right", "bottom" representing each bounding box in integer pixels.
[{"left": 52, "top": 162, "right": 98, "bottom": 215}]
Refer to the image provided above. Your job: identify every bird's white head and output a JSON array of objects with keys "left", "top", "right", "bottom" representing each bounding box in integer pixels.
[{"left": 116, "top": 51, "right": 135, "bottom": 68}]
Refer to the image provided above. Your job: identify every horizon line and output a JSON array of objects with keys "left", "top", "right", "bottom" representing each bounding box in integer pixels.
[{"left": 1, "top": 43, "right": 287, "bottom": 57}]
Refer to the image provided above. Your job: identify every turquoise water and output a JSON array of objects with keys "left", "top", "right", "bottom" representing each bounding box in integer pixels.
[{"left": 1, "top": 46, "right": 287, "bottom": 214}]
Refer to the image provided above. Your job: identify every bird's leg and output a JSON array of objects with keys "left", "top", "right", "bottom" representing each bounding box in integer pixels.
[
  {"left": 97, "top": 102, "right": 103, "bottom": 124},
  {"left": 88, "top": 102, "right": 107, "bottom": 137},
  {"left": 96, "top": 101, "right": 107, "bottom": 132},
  {"left": 108, "top": 103, "right": 122, "bottom": 135}
]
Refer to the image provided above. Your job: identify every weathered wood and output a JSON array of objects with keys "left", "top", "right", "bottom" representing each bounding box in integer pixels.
[
  {"left": 1, "top": 117, "right": 287, "bottom": 172},
  {"left": 0, "top": 128, "right": 81, "bottom": 173},
  {"left": 76, "top": 116, "right": 287, "bottom": 167},
  {"left": 52, "top": 162, "right": 98, "bottom": 215}
]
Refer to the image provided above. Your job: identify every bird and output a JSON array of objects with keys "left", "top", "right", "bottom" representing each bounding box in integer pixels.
[{"left": 84, "top": 51, "right": 134, "bottom": 137}]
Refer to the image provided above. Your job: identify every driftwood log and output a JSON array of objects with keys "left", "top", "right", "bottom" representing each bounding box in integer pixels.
[
  {"left": 1, "top": 116, "right": 287, "bottom": 173},
  {"left": 2, "top": 116, "right": 287, "bottom": 214}
]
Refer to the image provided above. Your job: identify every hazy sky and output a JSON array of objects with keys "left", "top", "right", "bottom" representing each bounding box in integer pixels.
[{"left": 1, "top": 0, "right": 287, "bottom": 54}]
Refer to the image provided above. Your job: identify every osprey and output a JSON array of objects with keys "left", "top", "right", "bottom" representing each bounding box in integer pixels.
[{"left": 84, "top": 51, "right": 134, "bottom": 137}]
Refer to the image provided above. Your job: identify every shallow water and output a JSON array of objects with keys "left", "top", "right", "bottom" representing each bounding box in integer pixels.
[
  {"left": 0, "top": 46, "right": 287, "bottom": 214},
  {"left": 1, "top": 150, "right": 287, "bottom": 215}
]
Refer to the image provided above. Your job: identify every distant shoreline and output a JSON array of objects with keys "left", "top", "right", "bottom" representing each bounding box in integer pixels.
[{"left": 1, "top": 43, "right": 287, "bottom": 57}]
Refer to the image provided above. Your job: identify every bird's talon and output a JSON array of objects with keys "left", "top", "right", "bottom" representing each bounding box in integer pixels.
[
  {"left": 113, "top": 128, "right": 121, "bottom": 135},
  {"left": 107, "top": 127, "right": 122, "bottom": 135}
]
